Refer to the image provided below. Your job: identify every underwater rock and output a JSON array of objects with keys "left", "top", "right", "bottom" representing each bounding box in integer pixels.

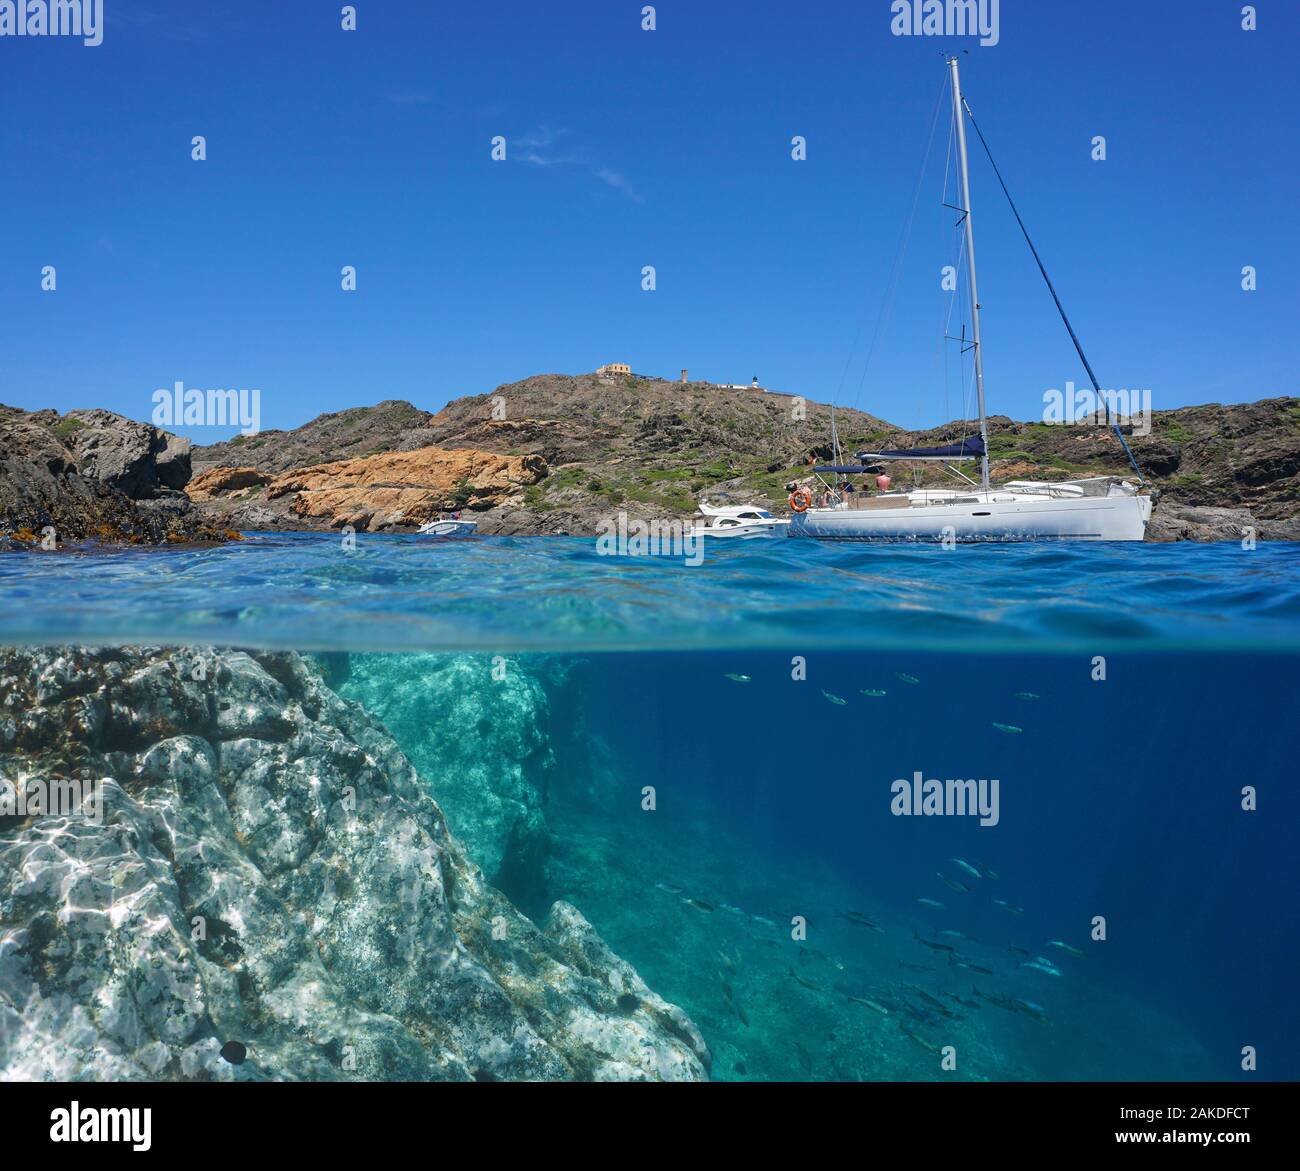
[
  {"left": 0, "top": 646, "right": 708, "bottom": 1082},
  {"left": 336, "top": 654, "right": 554, "bottom": 913}
]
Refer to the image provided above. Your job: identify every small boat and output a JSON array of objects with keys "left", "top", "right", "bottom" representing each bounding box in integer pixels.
[
  {"left": 688, "top": 502, "right": 791, "bottom": 540},
  {"left": 418, "top": 516, "right": 478, "bottom": 537}
]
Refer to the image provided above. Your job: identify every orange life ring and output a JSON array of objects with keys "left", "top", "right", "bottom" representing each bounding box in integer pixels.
[{"left": 789, "top": 488, "right": 812, "bottom": 513}]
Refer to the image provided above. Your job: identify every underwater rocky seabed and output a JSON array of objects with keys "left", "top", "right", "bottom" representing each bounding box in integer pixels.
[
  {"left": 1, "top": 644, "right": 1293, "bottom": 1081},
  {"left": 0, "top": 647, "right": 708, "bottom": 1081}
]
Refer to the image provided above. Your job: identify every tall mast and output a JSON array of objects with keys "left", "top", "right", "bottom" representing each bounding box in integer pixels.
[{"left": 948, "top": 56, "right": 990, "bottom": 492}]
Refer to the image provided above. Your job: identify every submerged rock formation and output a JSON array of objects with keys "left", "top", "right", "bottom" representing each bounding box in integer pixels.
[
  {"left": 0, "top": 405, "right": 228, "bottom": 548},
  {"left": 0, "top": 647, "right": 708, "bottom": 1081},
  {"left": 335, "top": 655, "right": 559, "bottom": 914}
]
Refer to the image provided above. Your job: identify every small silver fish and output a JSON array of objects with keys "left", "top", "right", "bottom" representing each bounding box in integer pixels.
[
  {"left": 951, "top": 858, "right": 982, "bottom": 880},
  {"left": 1014, "top": 692, "right": 1039, "bottom": 701},
  {"left": 914, "top": 897, "right": 945, "bottom": 909},
  {"left": 993, "top": 722, "right": 1022, "bottom": 734},
  {"left": 895, "top": 672, "right": 920, "bottom": 685},
  {"left": 993, "top": 899, "right": 1025, "bottom": 915},
  {"left": 859, "top": 688, "right": 887, "bottom": 697},
  {"left": 724, "top": 673, "right": 751, "bottom": 683},
  {"left": 1047, "top": 940, "right": 1086, "bottom": 958},
  {"left": 822, "top": 690, "right": 847, "bottom": 705}
]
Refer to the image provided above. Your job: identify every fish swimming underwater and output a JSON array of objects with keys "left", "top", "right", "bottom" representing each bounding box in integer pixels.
[
  {"left": 950, "top": 858, "right": 982, "bottom": 880},
  {"left": 1019, "top": 958, "right": 1063, "bottom": 978},
  {"left": 1047, "top": 941, "right": 1086, "bottom": 958},
  {"left": 899, "top": 1025, "right": 933, "bottom": 1051},
  {"left": 788, "top": 966, "right": 822, "bottom": 992},
  {"left": 895, "top": 672, "right": 920, "bottom": 685},
  {"left": 684, "top": 897, "right": 715, "bottom": 913},
  {"left": 837, "top": 910, "right": 884, "bottom": 932},
  {"left": 993, "top": 722, "right": 1022, "bottom": 734},
  {"left": 821, "top": 690, "right": 847, "bottom": 705},
  {"left": 724, "top": 673, "right": 752, "bottom": 683},
  {"left": 993, "top": 899, "right": 1025, "bottom": 915},
  {"left": 937, "top": 872, "right": 970, "bottom": 893},
  {"left": 949, "top": 954, "right": 995, "bottom": 975},
  {"left": 859, "top": 688, "right": 887, "bottom": 697},
  {"left": 913, "top": 932, "right": 955, "bottom": 953},
  {"left": 940, "top": 929, "right": 979, "bottom": 942},
  {"left": 914, "top": 897, "right": 945, "bottom": 909},
  {"left": 847, "top": 995, "right": 891, "bottom": 1015},
  {"left": 1014, "top": 692, "right": 1040, "bottom": 701}
]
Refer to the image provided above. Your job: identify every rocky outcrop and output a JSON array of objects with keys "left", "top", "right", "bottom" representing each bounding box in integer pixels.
[
  {"left": 0, "top": 646, "right": 708, "bottom": 1082},
  {"left": 186, "top": 466, "right": 270, "bottom": 501},
  {"left": 263, "top": 447, "right": 548, "bottom": 532},
  {"left": 1146, "top": 501, "right": 1300, "bottom": 543},
  {"left": 0, "top": 405, "right": 229, "bottom": 549},
  {"left": 194, "top": 400, "right": 439, "bottom": 476},
  {"left": 64, "top": 408, "right": 193, "bottom": 498}
]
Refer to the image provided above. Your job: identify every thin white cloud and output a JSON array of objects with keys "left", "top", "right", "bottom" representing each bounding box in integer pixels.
[{"left": 514, "top": 127, "right": 643, "bottom": 202}]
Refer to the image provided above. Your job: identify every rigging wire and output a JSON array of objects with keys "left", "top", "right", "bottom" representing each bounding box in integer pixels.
[
  {"left": 841, "top": 75, "right": 949, "bottom": 415},
  {"left": 960, "top": 97, "right": 1146, "bottom": 482}
]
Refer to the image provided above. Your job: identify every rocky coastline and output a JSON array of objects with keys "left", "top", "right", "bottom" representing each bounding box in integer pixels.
[{"left": 5, "top": 377, "right": 1299, "bottom": 546}]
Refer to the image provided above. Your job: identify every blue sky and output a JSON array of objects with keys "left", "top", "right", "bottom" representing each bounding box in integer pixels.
[{"left": 1, "top": 0, "right": 1295, "bottom": 440}]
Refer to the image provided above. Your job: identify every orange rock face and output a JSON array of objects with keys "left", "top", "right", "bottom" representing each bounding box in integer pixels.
[
  {"left": 264, "top": 447, "right": 547, "bottom": 531},
  {"left": 186, "top": 466, "right": 271, "bottom": 500}
]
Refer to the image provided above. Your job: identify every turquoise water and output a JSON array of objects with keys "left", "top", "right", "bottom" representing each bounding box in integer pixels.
[
  {"left": 1, "top": 533, "right": 1298, "bottom": 652},
  {"left": 3, "top": 533, "right": 1297, "bottom": 1080}
]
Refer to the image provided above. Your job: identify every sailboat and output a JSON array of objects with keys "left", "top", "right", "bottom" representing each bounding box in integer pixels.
[{"left": 790, "top": 57, "right": 1152, "bottom": 543}]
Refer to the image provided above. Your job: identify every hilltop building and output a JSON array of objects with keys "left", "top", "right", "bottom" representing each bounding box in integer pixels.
[{"left": 596, "top": 362, "right": 631, "bottom": 377}]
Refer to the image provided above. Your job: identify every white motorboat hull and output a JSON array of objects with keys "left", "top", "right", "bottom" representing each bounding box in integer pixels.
[
  {"left": 419, "top": 520, "right": 478, "bottom": 537},
  {"left": 790, "top": 493, "right": 1151, "bottom": 542},
  {"left": 689, "top": 521, "right": 790, "bottom": 540}
]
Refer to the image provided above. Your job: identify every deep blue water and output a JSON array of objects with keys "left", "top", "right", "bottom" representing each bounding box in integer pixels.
[
  {"left": 2, "top": 533, "right": 1297, "bottom": 1080},
  {"left": 562, "top": 649, "right": 1299, "bottom": 1079}
]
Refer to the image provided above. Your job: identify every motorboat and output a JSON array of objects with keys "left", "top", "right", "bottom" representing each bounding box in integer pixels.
[
  {"left": 687, "top": 502, "right": 791, "bottom": 539},
  {"left": 418, "top": 516, "right": 478, "bottom": 537}
]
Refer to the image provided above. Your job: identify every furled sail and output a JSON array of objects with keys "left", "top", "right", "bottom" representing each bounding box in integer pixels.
[{"left": 853, "top": 436, "right": 985, "bottom": 462}]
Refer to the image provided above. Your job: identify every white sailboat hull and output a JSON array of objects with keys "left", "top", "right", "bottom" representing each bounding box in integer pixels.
[{"left": 790, "top": 493, "right": 1152, "bottom": 542}]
